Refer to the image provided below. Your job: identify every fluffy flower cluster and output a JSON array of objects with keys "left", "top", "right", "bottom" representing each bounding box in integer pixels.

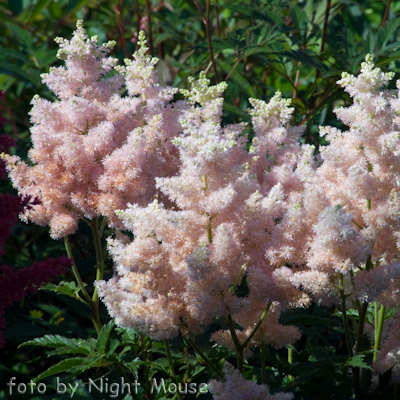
[
  {"left": 2, "top": 21, "right": 183, "bottom": 239},
  {"left": 264, "top": 56, "right": 400, "bottom": 308},
  {"left": 209, "top": 363, "right": 294, "bottom": 400},
  {"left": 263, "top": 55, "right": 400, "bottom": 381},
  {"left": 8, "top": 20, "right": 400, "bottom": 392},
  {"left": 97, "top": 72, "right": 312, "bottom": 356}
]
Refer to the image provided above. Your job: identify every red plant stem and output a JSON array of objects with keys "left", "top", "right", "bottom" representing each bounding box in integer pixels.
[
  {"left": 225, "top": 58, "right": 242, "bottom": 81},
  {"left": 292, "top": 61, "right": 301, "bottom": 99},
  {"left": 320, "top": 0, "right": 331, "bottom": 54},
  {"left": 206, "top": 0, "right": 219, "bottom": 83},
  {"left": 112, "top": 0, "right": 129, "bottom": 58},
  {"left": 381, "top": 0, "right": 392, "bottom": 27},
  {"left": 146, "top": 0, "right": 154, "bottom": 55},
  {"left": 192, "top": 0, "right": 206, "bottom": 24}
]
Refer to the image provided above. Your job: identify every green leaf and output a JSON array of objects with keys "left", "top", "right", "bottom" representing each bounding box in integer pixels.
[
  {"left": 19, "top": 334, "right": 84, "bottom": 349},
  {"left": 0, "top": 61, "right": 33, "bottom": 82},
  {"left": 6, "top": 23, "right": 33, "bottom": 48},
  {"left": 46, "top": 343, "right": 93, "bottom": 357},
  {"left": 33, "top": 357, "right": 103, "bottom": 382},
  {"left": 216, "top": 59, "right": 255, "bottom": 98},
  {"left": 96, "top": 320, "right": 115, "bottom": 355},
  {"left": 333, "top": 308, "right": 360, "bottom": 320},
  {"left": 0, "top": 46, "right": 29, "bottom": 63},
  {"left": 376, "top": 51, "right": 400, "bottom": 67},
  {"left": 378, "top": 18, "right": 400, "bottom": 53},
  {"left": 41, "top": 281, "right": 86, "bottom": 303},
  {"left": 346, "top": 354, "right": 373, "bottom": 371},
  {"left": 49, "top": 1, "right": 62, "bottom": 18},
  {"left": 223, "top": 102, "right": 250, "bottom": 122},
  {"left": 290, "top": 4, "right": 308, "bottom": 38},
  {"left": 30, "top": 0, "right": 53, "bottom": 22},
  {"left": 279, "top": 50, "right": 328, "bottom": 71},
  {"left": 224, "top": 4, "right": 284, "bottom": 26}
]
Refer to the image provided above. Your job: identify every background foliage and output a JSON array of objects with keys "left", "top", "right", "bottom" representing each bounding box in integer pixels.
[{"left": 1, "top": 0, "right": 400, "bottom": 399}]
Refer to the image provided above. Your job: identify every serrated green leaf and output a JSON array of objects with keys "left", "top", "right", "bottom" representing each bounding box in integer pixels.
[
  {"left": 107, "top": 337, "right": 121, "bottom": 357},
  {"left": 96, "top": 320, "right": 114, "bottom": 354},
  {"left": 19, "top": 334, "right": 84, "bottom": 349},
  {"left": 46, "top": 344, "right": 92, "bottom": 357},
  {"left": 152, "top": 358, "right": 170, "bottom": 369},
  {"left": 41, "top": 281, "right": 86, "bottom": 303},
  {"left": 346, "top": 354, "right": 373, "bottom": 371},
  {"left": 33, "top": 356, "right": 103, "bottom": 382}
]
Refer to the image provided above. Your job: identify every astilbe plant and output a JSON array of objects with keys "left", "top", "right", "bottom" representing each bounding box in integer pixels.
[
  {"left": 96, "top": 72, "right": 317, "bottom": 397},
  {"left": 267, "top": 55, "right": 400, "bottom": 389},
  {"left": 7, "top": 19, "right": 400, "bottom": 399},
  {"left": 2, "top": 21, "right": 183, "bottom": 239}
]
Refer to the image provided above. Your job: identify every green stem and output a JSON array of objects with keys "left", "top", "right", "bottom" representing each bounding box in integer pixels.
[
  {"left": 355, "top": 302, "right": 368, "bottom": 354},
  {"left": 64, "top": 236, "right": 102, "bottom": 334},
  {"left": 288, "top": 347, "right": 294, "bottom": 383},
  {"left": 353, "top": 301, "right": 368, "bottom": 399},
  {"left": 338, "top": 273, "right": 359, "bottom": 395},
  {"left": 366, "top": 198, "right": 371, "bottom": 211},
  {"left": 260, "top": 330, "right": 266, "bottom": 384},
  {"left": 229, "top": 264, "right": 246, "bottom": 293},
  {"left": 207, "top": 215, "right": 213, "bottom": 244},
  {"left": 187, "top": 337, "right": 224, "bottom": 379},
  {"left": 339, "top": 274, "right": 353, "bottom": 357},
  {"left": 242, "top": 303, "right": 271, "bottom": 348},
  {"left": 164, "top": 339, "right": 183, "bottom": 400},
  {"left": 91, "top": 217, "right": 105, "bottom": 305},
  {"left": 64, "top": 236, "right": 91, "bottom": 304},
  {"left": 225, "top": 315, "right": 244, "bottom": 372},
  {"left": 373, "top": 305, "right": 386, "bottom": 362}
]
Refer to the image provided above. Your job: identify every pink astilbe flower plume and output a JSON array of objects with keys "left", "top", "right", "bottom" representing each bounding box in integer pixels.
[
  {"left": 2, "top": 21, "right": 183, "bottom": 239},
  {"left": 209, "top": 363, "right": 294, "bottom": 400},
  {"left": 266, "top": 55, "right": 400, "bottom": 311},
  {"left": 97, "top": 74, "right": 306, "bottom": 355}
]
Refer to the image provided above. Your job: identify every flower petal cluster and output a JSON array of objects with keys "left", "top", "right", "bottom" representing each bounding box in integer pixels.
[
  {"left": 209, "top": 363, "right": 294, "bottom": 400},
  {"left": 97, "top": 75, "right": 309, "bottom": 352},
  {"left": 2, "top": 22, "right": 183, "bottom": 239},
  {"left": 269, "top": 55, "right": 400, "bottom": 309}
]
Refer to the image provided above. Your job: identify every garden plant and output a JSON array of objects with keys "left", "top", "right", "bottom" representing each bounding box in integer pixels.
[{"left": 3, "top": 1, "right": 400, "bottom": 399}]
